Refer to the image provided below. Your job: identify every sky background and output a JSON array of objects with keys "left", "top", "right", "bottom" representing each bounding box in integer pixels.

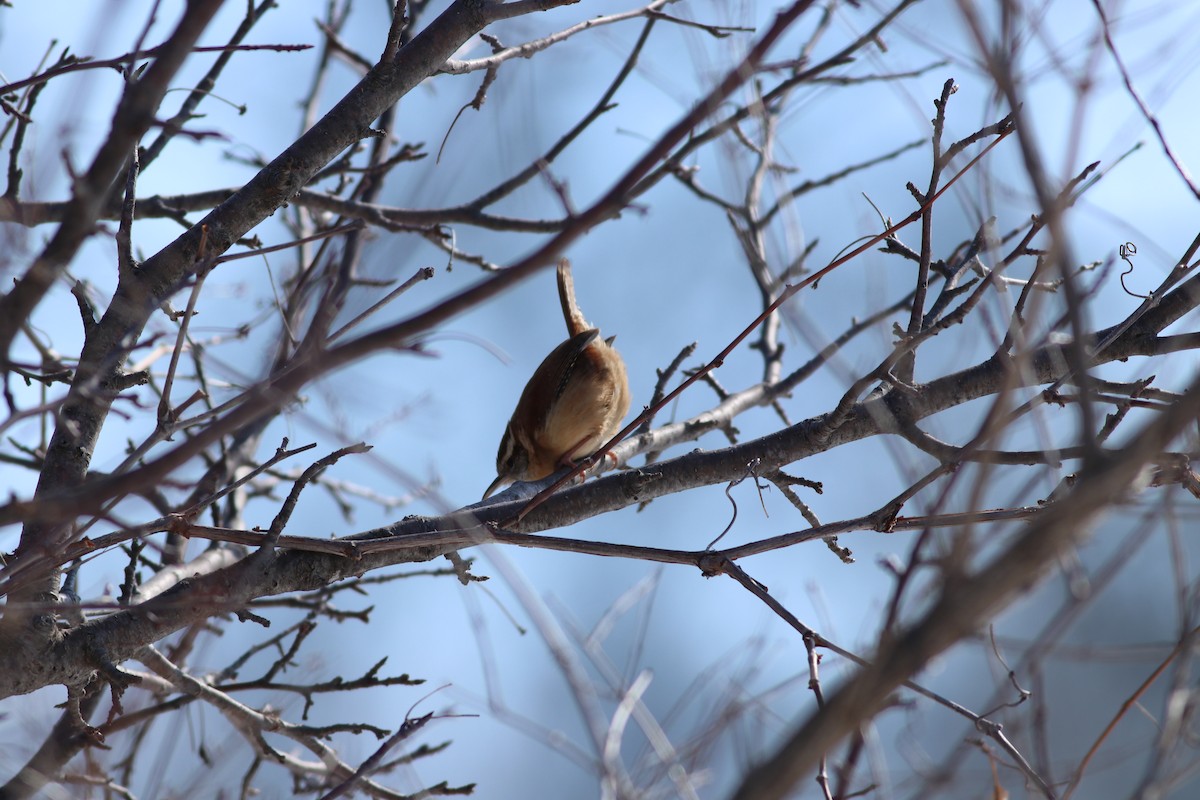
[{"left": 2, "top": 1, "right": 1200, "bottom": 798}]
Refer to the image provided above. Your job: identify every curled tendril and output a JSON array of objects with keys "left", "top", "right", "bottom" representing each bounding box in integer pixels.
[
  {"left": 707, "top": 458, "right": 768, "bottom": 551},
  {"left": 1119, "top": 242, "right": 1150, "bottom": 299}
]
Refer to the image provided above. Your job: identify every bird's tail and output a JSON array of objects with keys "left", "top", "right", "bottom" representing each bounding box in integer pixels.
[{"left": 557, "top": 258, "right": 592, "bottom": 338}]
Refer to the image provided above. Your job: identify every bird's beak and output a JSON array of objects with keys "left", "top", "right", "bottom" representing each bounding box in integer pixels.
[{"left": 482, "top": 474, "right": 507, "bottom": 500}]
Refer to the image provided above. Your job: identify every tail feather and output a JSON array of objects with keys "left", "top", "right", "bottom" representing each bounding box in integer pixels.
[{"left": 557, "top": 259, "right": 591, "bottom": 337}]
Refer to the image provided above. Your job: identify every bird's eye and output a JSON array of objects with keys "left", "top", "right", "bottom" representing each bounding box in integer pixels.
[{"left": 497, "top": 425, "right": 517, "bottom": 471}]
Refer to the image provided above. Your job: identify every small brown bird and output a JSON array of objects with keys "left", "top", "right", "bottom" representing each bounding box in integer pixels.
[{"left": 483, "top": 259, "right": 630, "bottom": 499}]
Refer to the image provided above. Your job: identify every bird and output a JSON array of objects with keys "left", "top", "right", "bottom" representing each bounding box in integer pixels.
[{"left": 482, "top": 259, "right": 630, "bottom": 500}]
